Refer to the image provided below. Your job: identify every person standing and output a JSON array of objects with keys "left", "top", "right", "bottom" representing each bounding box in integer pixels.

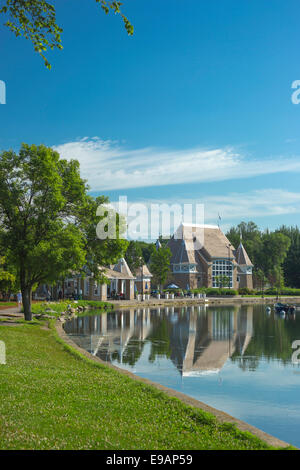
[{"left": 17, "top": 292, "right": 22, "bottom": 310}]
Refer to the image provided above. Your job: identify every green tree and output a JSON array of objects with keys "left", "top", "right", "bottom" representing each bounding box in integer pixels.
[
  {"left": 77, "top": 194, "right": 128, "bottom": 283},
  {"left": 277, "top": 226, "right": 300, "bottom": 288},
  {"left": 227, "top": 222, "right": 291, "bottom": 288},
  {"left": 254, "top": 268, "right": 267, "bottom": 294},
  {"left": 149, "top": 245, "right": 171, "bottom": 293},
  {"left": 215, "top": 275, "right": 230, "bottom": 288},
  {"left": 0, "top": 255, "right": 16, "bottom": 299},
  {"left": 226, "top": 221, "right": 262, "bottom": 267},
  {"left": 0, "top": 144, "right": 127, "bottom": 320},
  {"left": 0, "top": 144, "right": 87, "bottom": 320},
  {"left": 257, "top": 232, "right": 291, "bottom": 282},
  {"left": 125, "top": 240, "right": 144, "bottom": 273},
  {"left": 268, "top": 267, "right": 284, "bottom": 295},
  {"left": 0, "top": 0, "right": 133, "bottom": 69}
]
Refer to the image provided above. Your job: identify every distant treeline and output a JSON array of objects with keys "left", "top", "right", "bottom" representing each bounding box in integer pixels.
[{"left": 226, "top": 222, "right": 300, "bottom": 289}]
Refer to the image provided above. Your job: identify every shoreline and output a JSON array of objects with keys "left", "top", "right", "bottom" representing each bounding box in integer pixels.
[
  {"left": 109, "top": 295, "right": 300, "bottom": 309},
  {"left": 56, "top": 320, "right": 292, "bottom": 449}
]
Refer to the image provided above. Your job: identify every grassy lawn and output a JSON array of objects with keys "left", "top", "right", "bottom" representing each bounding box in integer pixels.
[{"left": 0, "top": 321, "right": 291, "bottom": 450}]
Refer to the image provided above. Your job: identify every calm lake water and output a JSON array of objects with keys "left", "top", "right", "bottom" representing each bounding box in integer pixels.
[{"left": 64, "top": 304, "right": 300, "bottom": 448}]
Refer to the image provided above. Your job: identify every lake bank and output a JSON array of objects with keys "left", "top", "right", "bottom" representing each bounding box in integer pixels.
[
  {"left": 110, "top": 295, "right": 300, "bottom": 309},
  {"left": 57, "top": 319, "right": 291, "bottom": 449},
  {"left": 0, "top": 319, "right": 291, "bottom": 450},
  {"left": 63, "top": 303, "right": 300, "bottom": 448}
]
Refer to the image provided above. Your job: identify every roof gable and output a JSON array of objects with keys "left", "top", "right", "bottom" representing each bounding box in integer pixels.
[{"left": 113, "top": 258, "right": 135, "bottom": 278}]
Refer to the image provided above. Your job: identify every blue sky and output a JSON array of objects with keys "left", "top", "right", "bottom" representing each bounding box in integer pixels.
[{"left": 1, "top": 0, "right": 300, "bottom": 236}]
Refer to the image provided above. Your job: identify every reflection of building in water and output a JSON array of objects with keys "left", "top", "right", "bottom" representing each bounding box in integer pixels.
[
  {"left": 64, "top": 308, "right": 153, "bottom": 364},
  {"left": 64, "top": 305, "right": 253, "bottom": 374},
  {"left": 169, "top": 305, "right": 253, "bottom": 376}
]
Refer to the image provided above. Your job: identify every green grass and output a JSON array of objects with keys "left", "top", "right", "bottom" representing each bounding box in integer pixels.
[{"left": 0, "top": 322, "right": 293, "bottom": 450}]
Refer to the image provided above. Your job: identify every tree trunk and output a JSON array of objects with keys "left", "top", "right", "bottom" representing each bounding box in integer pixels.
[{"left": 22, "top": 286, "right": 32, "bottom": 321}]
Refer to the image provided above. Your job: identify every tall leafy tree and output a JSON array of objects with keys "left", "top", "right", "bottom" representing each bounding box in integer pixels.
[
  {"left": 257, "top": 232, "right": 291, "bottom": 282},
  {"left": 0, "top": 0, "right": 133, "bottom": 69},
  {"left": 226, "top": 221, "right": 262, "bottom": 267},
  {"left": 77, "top": 194, "right": 128, "bottom": 282},
  {"left": 253, "top": 268, "right": 267, "bottom": 294},
  {"left": 149, "top": 245, "right": 171, "bottom": 292},
  {"left": 0, "top": 144, "right": 87, "bottom": 320},
  {"left": 227, "top": 221, "right": 291, "bottom": 288},
  {"left": 125, "top": 240, "right": 143, "bottom": 273},
  {"left": 0, "top": 144, "right": 127, "bottom": 320},
  {"left": 277, "top": 226, "right": 300, "bottom": 288}
]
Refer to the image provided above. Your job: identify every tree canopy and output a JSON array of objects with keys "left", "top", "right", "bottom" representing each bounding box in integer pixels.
[
  {"left": 149, "top": 245, "right": 171, "bottom": 292},
  {"left": 0, "top": 143, "right": 127, "bottom": 320},
  {"left": 226, "top": 221, "right": 293, "bottom": 289},
  {"left": 0, "top": 0, "right": 133, "bottom": 69},
  {"left": 0, "top": 255, "right": 16, "bottom": 299}
]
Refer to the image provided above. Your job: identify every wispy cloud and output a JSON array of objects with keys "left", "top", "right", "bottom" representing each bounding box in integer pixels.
[
  {"left": 203, "top": 189, "right": 300, "bottom": 221},
  {"left": 53, "top": 138, "right": 300, "bottom": 191},
  {"left": 110, "top": 189, "right": 300, "bottom": 239}
]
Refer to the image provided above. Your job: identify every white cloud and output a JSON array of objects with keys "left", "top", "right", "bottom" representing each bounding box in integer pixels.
[
  {"left": 202, "top": 189, "right": 300, "bottom": 221},
  {"left": 109, "top": 189, "right": 300, "bottom": 240},
  {"left": 53, "top": 138, "right": 300, "bottom": 191}
]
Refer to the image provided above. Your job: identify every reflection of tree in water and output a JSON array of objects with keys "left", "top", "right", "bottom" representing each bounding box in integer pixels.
[
  {"left": 89, "top": 304, "right": 300, "bottom": 372},
  {"left": 232, "top": 356, "right": 260, "bottom": 372},
  {"left": 120, "top": 315, "right": 172, "bottom": 366},
  {"left": 148, "top": 318, "right": 172, "bottom": 363},
  {"left": 112, "top": 337, "right": 146, "bottom": 366},
  {"left": 231, "top": 305, "right": 300, "bottom": 370}
]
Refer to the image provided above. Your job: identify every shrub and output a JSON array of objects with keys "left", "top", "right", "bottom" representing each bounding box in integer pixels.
[
  {"left": 204, "top": 288, "right": 238, "bottom": 296},
  {"left": 238, "top": 287, "right": 258, "bottom": 296},
  {"left": 191, "top": 288, "right": 206, "bottom": 294}
]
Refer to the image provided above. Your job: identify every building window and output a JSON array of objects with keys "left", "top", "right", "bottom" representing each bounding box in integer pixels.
[
  {"left": 173, "top": 263, "right": 197, "bottom": 273},
  {"left": 84, "top": 279, "right": 89, "bottom": 295},
  {"left": 212, "top": 260, "right": 233, "bottom": 288}
]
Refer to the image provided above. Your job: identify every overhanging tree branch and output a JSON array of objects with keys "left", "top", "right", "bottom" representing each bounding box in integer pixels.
[{"left": 0, "top": 0, "right": 133, "bottom": 69}]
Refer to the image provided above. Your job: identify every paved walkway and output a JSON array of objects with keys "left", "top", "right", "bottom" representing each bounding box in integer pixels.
[{"left": 0, "top": 306, "right": 23, "bottom": 318}]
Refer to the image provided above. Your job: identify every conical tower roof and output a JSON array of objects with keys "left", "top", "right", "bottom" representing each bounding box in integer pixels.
[{"left": 235, "top": 242, "right": 253, "bottom": 266}]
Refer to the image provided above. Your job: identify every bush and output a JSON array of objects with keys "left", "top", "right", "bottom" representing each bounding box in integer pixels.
[
  {"left": 255, "top": 287, "right": 300, "bottom": 296},
  {"left": 204, "top": 288, "right": 238, "bottom": 296},
  {"left": 238, "top": 287, "right": 258, "bottom": 296},
  {"left": 191, "top": 288, "right": 206, "bottom": 294}
]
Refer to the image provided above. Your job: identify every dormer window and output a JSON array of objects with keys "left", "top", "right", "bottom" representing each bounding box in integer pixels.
[{"left": 173, "top": 263, "right": 197, "bottom": 273}]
